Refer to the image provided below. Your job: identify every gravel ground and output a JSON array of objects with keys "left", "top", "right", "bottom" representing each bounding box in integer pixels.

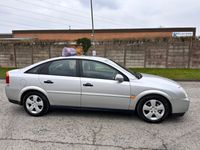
[{"left": 0, "top": 80, "right": 200, "bottom": 150}]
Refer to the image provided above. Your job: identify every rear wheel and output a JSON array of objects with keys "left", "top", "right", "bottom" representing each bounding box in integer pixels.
[
  {"left": 137, "top": 95, "right": 170, "bottom": 123},
  {"left": 23, "top": 91, "right": 49, "bottom": 116}
]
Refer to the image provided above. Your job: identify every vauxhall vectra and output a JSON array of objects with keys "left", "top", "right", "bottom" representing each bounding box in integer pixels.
[{"left": 5, "top": 56, "right": 189, "bottom": 123}]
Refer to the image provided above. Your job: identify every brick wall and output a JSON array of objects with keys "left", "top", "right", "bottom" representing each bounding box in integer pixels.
[
  {"left": 13, "top": 28, "right": 196, "bottom": 41},
  {"left": 0, "top": 38, "right": 200, "bottom": 68},
  {"left": 13, "top": 31, "right": 173, "bottom": 41}
]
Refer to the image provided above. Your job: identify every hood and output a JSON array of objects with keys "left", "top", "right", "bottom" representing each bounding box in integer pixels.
[{"left": 140, "top": 73, "right": 181, "bottom": 88}]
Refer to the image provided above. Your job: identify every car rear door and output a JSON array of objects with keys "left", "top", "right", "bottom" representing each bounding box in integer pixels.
[
  {"left": 38, "top": 59, "right": 81, "bottom": 107},
  {"left": 80, "top": 59, "right": 131, "bottom": 110}
]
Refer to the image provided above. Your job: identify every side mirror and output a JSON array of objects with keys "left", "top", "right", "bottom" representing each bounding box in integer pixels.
[{"left": 115, "top": 74, "right": 124, "bottom": 82}]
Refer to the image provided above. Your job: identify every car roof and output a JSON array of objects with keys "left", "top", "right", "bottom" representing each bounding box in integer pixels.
[{"left": 53, "top": 56, "right": 108, "bottom": 61}]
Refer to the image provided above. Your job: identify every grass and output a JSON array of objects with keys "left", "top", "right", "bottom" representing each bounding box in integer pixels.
[
  {"left": 0, "top": 67, "right": 200, "bottom": 80},
  {"left": 0, "top": 67, "right": 16, "bottom": 79},
  {"left": 129, "top": 68, "right": 200, "bottom": 80}
]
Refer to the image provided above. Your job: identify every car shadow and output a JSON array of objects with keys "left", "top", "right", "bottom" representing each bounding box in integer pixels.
[
  {"left": 48, "top": 106, "right": 139, "bottom": 121},
  {"left": 10, "top": 105, "right": 187, "bottom": 124},
  {"left": 48, "top": 107, "right": 186, "bottom": 123}
]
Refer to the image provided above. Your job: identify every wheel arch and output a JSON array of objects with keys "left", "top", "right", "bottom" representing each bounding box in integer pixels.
[
  {"left": 19, "top": 86, "right": 49, "bottom": 105},
  {"left": 133, "top": 90, "right": 173, "bottom": 114}
]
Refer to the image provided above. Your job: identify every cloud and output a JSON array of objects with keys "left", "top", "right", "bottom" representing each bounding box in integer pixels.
[{"left": 0, "top": 0, "right": 199, "bottom": 35}]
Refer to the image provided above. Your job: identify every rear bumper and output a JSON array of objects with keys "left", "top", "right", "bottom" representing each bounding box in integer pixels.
[{"left": 5, "top": 85, "right": 20, "bottom": 103}]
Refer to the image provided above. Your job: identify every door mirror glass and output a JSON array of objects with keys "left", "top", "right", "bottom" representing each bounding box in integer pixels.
[{"left": 115, "top": 74, "right": 124, "bottom": 82}]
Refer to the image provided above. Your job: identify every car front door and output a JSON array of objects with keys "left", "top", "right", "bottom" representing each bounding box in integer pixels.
[
  {"left": 80, "top": 60, "right": 131, "bottom": 110},
  {"left": 39, "top": 59, "right": 81, "bottom": 107}
]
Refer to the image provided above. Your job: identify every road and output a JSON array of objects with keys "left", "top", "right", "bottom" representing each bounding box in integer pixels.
[{"left": 0, "top": 80, "right": 200, "bottom": 150}]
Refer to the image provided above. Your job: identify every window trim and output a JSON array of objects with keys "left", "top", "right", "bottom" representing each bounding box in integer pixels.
[
  {"left": 80, "top": 59, "right": 129, "bottom": 82},
  {"left": 25, "top": 58, "right": 130, "bottom": 81}
]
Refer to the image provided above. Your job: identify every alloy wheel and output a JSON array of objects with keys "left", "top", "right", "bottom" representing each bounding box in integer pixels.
[
  {"left": 25, "top": 95, "right": 44, "bottom": 114},
  {"left": 142, "top": 99, "right": 165, "bottom": 121}
]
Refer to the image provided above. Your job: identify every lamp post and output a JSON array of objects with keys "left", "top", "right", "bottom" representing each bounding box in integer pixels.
[{"left": 90, "top": 0, "right": 96, "bottom": 56}]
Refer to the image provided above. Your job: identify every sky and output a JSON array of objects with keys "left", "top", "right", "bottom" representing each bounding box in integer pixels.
[{"left": 0, "top": 0, "right": 199, "bottom": 35}]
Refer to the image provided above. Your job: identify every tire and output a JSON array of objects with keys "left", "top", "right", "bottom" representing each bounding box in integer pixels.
[
  {"left": 137, "top": 95, "right": 170, "bottom": 123},
  {"left": 23, "top": 91, "right": 50, "bottom": 116}
]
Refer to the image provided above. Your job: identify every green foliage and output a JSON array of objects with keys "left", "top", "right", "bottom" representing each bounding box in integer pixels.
[
  {"left": 129, "top": 68, "right": 200, "bottom": 80},
  {"left": 76, "top": 38, "right": 91, "bottom": 55},
  {"left": 0, "top": 67, "right": 15, "bottom": 78},
  {"left": 1, "top": 67, "right": 200, "bottom": 80}
]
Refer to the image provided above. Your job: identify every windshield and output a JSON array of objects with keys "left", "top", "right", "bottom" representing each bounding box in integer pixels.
[{"left": 109, "top": 59, "right": 142, "bottom": 79}]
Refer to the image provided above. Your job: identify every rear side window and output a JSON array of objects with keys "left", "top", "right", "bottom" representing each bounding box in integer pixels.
[
  {"left": 26, "top": 59, "right": 77, "bottom": 77},
  {"left": 48, "top": 59, "right": 77, "bottom": 77}
]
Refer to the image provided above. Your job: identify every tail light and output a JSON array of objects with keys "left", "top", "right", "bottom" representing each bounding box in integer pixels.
[{"left": 6, "top": 71, "right": 9, "bottom": 84}]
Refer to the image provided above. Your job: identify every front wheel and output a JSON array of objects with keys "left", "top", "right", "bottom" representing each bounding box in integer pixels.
[
  {"left": 23, "top": 92, "right": 50, "bottom": 116},
  {"left": 137, "top": 95, "right": 170, "bottom": 123}
]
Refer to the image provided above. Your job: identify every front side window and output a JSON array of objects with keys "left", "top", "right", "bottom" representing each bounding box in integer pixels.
[
  {"left": 48, "top": 59, "right": 76, "bottom": 77},
  {"left": 82, "top": 60, "right": 118, "bottom": 80}
]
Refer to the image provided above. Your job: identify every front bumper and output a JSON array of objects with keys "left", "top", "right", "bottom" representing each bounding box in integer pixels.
[
  {"left": 172, "top": 97, "right": 190, "bottom": 114},
  {"left": 8, "top": 99, "right": 21, "bottom": 105}
]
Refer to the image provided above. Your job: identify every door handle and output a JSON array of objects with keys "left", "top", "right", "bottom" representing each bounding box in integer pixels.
[
  {"left": 44, "top": 80, "right": 54, "bottom": 84},
  {"left": 83, "top": 83, "right": 93, "bottom": 87}
]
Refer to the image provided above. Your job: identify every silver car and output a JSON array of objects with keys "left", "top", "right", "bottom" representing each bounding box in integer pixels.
[{"left": 5, "top": 56, "right": 189, "bottom": 123}]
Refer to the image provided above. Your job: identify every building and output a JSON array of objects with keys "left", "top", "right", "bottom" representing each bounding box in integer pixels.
[
  {"left": 0, "top": 34, "right": 12, "bottom": 38},
  {"left": 11, "top": 27, "right": 196, "bottom": 41}
]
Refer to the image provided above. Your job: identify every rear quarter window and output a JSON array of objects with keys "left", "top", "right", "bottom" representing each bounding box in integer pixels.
[{"left": 25, "top": 63, "right": 48, "bottom": 74}]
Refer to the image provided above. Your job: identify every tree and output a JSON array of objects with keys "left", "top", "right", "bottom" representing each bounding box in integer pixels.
[{"left": 76, "top": 38, "right": 91, "bottom": 55}]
